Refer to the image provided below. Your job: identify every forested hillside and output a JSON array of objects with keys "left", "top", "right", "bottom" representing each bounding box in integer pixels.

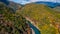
[
  {"left": 0, "top": 3, "right": 31, "bottom": 34},
  {"left": 20, "top": 4, "right": 60, "bottom": 34}
]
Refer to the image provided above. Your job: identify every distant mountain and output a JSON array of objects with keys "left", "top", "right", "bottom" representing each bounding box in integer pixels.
[
  {"left": 33, "top": 1, "right": 60, "bottom": 8},
  {"left": 0, "top": 0, "right": 9, "bottom": 5},
  {"left": 8, "top": 1, "right": 22, "bottom": 13},
  {"left": 0, "top": 0, "right": 22, "bottom": 13}
]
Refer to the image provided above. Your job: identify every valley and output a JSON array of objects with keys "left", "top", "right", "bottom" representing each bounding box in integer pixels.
[{"left": 0, "top": 0, "right": 60, "bottom": 34}]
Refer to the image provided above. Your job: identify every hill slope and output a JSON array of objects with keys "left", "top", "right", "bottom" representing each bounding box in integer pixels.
[
  {"left": 8, "top": 1, "right": 22, "bottom": 12},
  {"left": 53, "top": 6, "right": 60, "bottom": 12},
  {"left": 0, "top": 0, "right": 22, "bottom": 13},
  {"left": 0, "top": 3, "right": 31, "bottom": 34},
  {"left": 20, "top": 4, "right": 60, "bottom": 34}
]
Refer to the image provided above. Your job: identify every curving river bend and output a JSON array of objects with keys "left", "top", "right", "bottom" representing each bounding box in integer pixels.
[{"left": 27, "top": 21, "right": 41, "bottom": 34}]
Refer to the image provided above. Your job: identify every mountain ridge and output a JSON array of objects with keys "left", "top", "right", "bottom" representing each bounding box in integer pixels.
[{"left": 31, "top": 1, "right": 60, "bottom": 8}]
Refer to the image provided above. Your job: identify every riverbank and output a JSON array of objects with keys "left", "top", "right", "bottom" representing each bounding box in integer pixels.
[
  {"left": 25, "top": 16, "right": 41, "bottom": 34},
  {"left": 25, "top": 16, "right": 40, "bottom": 30}
]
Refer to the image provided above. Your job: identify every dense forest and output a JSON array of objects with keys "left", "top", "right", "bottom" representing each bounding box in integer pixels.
[{"left": 0, "top": 3, "right": 31, "bottom": 34}]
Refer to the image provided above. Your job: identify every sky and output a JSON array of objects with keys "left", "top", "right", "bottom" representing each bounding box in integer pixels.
[{"left": 9, "top": 0, "right": 60, "bottom": 4}]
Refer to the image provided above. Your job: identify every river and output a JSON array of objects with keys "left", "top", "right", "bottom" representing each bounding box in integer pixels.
[{"left": 27, "top": 21, "right": 41, "bottom": 34}]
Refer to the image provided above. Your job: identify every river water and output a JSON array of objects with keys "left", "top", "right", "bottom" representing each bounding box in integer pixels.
[{"left": 27, "top": 21, "right": 41, "bottom": 34}]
